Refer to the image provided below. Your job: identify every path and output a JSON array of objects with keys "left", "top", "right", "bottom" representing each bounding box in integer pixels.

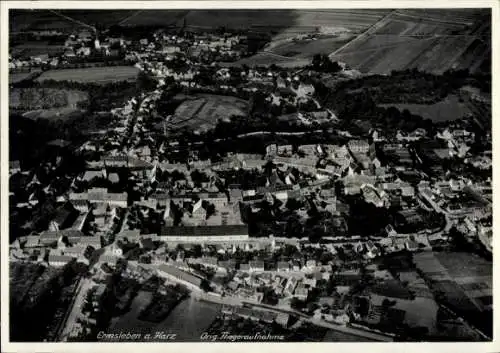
[
  {"left": 329, "top": 10, "right": 396, "bottom": 59},
  {"left": 47, "top": 10, "right": 97, "bottom": 34}
]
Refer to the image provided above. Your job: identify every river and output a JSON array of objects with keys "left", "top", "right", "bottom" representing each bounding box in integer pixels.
[{"left": 110, "top": 290, "right": 221, "bottom": 341}]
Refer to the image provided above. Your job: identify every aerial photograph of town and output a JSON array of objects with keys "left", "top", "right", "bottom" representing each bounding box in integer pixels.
[{"left": 5, "top": 6, "right": 493, "bottom": 344}]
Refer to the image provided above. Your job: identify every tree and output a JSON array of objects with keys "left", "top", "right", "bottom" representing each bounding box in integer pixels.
[
  {"left": 290, "top": 297, "right": 306, "bottom": 311},
  {"left": 200, "top": 279, "right": 211, "bottom": 292}
]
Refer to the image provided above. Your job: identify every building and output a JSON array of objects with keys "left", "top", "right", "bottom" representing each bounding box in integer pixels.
[
  {"left": 201, "top": 192, "right": 228, "bottom": 208},
  {"left": 284, "top": 277, "right": 298, "bottom": 296},
  {"left": 249, "top": 260, "right": 265, "bottom": 272},
  {"left": 103, "top": 155, "right": 128, "bottom": 168},
  {"left": 87, "top": 188, "right": 128, "bottom": 208},
  {"left": 347, "top": 140, "right": 370, "bottom": 154},
  {"left": 277, "top": 261, "right": 290, "bottom": 272},
  {"left": 157, "top": 264, "right": 203, "bottom": 290},
  {"left": 76, "top": 235, "right": 102, "bottom": 249},
  {"left": 39, "top": 231, "right": 62, "bottom": 246},
  {"left": 24, "top": 235, "right": 41, "bottom": 248},
  {"left": 159, "top": 225, "right": 249, "bottom": 242},
  {"left": 48, "top": 254, "right": 74, "bottom": 267},
  {"left": 71, "top": 199, "right": 90, "bottom": 213}
]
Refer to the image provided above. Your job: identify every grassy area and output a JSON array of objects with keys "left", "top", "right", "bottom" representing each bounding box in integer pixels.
[
  {"left": 379, "top": 95, "right": 472, "bottom": 122},
  {"left": 169, "top": 94, "right": 248, "bottom": 132},
  {"left": 36, "top": 66, "right": 140, "bottom": 84},
  {"left": 9, "top": 71, "right": 41, "bottom": 84}
]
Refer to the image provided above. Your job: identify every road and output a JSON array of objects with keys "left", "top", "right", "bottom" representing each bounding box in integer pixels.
[
  {"left": 59, "top": 278, "right": 94, "bottom": 341},
  {"left": 53, "top": 277, "right": 82, "bottom": 340},
  {"left": 195, "top": 290, "right": 393, "bottom": 342},
  {"left": 329, "top": 10, "right": 396, "bottom": 59},
  {"left": 47, "top": 10, "right": 97, "bottom": 34},
  {"left": 308, "top": 319, "right": 394, "bottom": 342},
  {"left": 212, "top": 129, "right": 325, "bottom": 142}
]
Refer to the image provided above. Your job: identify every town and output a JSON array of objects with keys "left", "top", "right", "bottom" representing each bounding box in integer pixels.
[{"left": 8, "top": 9, "right": 493, "bottom": 343}]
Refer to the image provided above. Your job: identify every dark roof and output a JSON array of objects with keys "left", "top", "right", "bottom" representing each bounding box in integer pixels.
[
  {"left": 71, "top": 199, "right": 89, "bottom": 206},
  {"left": 250, "top": 260, "right": 264, "bottom": 267},
  {"left": 48, "top": 254, "right": 74, "bottom": 262},
  {"left": 277, "top": 261, "right": 290, "bottom": 269},
  {"left": 256, "top": 184, "right": 293, "bottom": 194},
  {"left": 47, "top": 139, "right": 70, "bottom": 148},
  {"left": 158, "top": 264, "right": 202, "bottom": 287},
  {"left": 53, "top": 205, "right": 75, "bottom": 226},
  {"left": 242, "top": 194, "right": 264, "bottom": 202},
  {"left": 161, "top": 225, "right": 248, "bottom": 237},
  {"left": 103, "top": 155, "right": 128, "bottom": 162}
]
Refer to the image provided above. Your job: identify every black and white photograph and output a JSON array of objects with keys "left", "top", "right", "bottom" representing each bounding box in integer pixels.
[{"left": 2, "top": 1, "right": 497, "bottom": 348}]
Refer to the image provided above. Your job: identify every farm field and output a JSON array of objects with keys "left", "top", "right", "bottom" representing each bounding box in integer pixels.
[
  {"left": 330, "top": 10, "right": 491, "bottom": 75},
  {"left": 118, "top": 9, "right": 389, "bottom": 34},
  {"left": 21, "top": 107, "right": 84, "bottom": 121},
  {"left": 35, "top": 66, "right": 140, "bottom": 84},
  {"left": 118, "top": 10, "right": 190, "bottom": 27},
  {"left": 10, "top": 9, "right": 136, "bottom": 33},
  {"left": 414, "top": 252, "right": 492, "bottom": 317},
  {"left": 9, "top": 70, "right": 41, "bottom": 84},
  {"left": 10, "top": 42, "right": 65, "bottom": 59},
  {"left": 379, "top": 95, "right": 472, "bottom": 123},
  {"left": 268, "top": 34, "right": 355, "bottom": 59},
  {"left": 169, "top": 94, "right": 248, "bottom": 133}
]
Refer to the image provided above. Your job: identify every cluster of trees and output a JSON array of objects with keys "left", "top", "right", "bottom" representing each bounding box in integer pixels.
[
  {"left": 314, "top": 67, "right": 490, "bottom": 136},
  {"left": 10, "top": 261, "right": 84, "bottom": 341},
  {"left": 311, "top": 54, "right": 342, "bottom": 73}
]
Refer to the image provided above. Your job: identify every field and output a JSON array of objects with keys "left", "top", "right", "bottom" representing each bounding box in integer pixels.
[
  {"left": 267, "top": 34, "right": 355, "bottom": 59},
  {"left": 379, "top": 95, "right": 472, "bottom": 122},
  {"left": 169, "top": 94, "right": 248, "bottom": 133},
  {"left": 10, "top": 9, "right": 137, "bottom": 32},
  {"left": 118, "top": 9, "right": 389, "bottom": 34},
  {"left": 9, "top": 70, "right": 41, "bottom": 84},
  {"left": 414, "top": 252, "right": 492, "bottom": 314},
  {"left": 35, "top": 66, "right": 140, "bottom": 84},
  {"left": 206, "top": 9, "right": 390, "bottom": 67},
  {"left": 10, "top": 42, "right": 65, "bottom": 59},
  {"left": 329, "top": 9, "right": 491, "bottom": 75}
]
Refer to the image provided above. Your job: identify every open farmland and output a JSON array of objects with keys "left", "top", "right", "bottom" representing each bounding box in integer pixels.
[
  {"left": 268, "top": 34, "right": 355, "bottom": 59},
  {"left": 36, "top": 66, "right": 140, "bottom": 84},
  {"left": 118, "top": 9, "right": 389, "bottom": 34},
  {"left": 168, "top": 94, "right": 248, "bottom": 133},
  {"left": 9, "top": 70, "right": 41, "bottom": 84},
  {"left": 118, "top": 10, "right": 190, "bottom": 27},
  {"left": 10, "top": 9, "right": 136, "bottom": 33},
  {"left": 379, "top": 95, "right": 472, "bottom": 122},
  {"left": 21, "top": 107, "right": 84, "bottom": 121},
  {"left": 330, "top": 9, "right": 491, "bottom": 75},
  {"left": 10, "top": 42, "right": 64, "bottom": 59}
]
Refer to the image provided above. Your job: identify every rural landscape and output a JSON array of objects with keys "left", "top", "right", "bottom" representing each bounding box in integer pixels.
[{"left": 5, "top": 6, "right": 493, "bottom": 347}]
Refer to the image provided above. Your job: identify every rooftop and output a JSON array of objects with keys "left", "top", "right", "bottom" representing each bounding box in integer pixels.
[{"left": 161, "top": 225, "right": 249, "bottom": 237}]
